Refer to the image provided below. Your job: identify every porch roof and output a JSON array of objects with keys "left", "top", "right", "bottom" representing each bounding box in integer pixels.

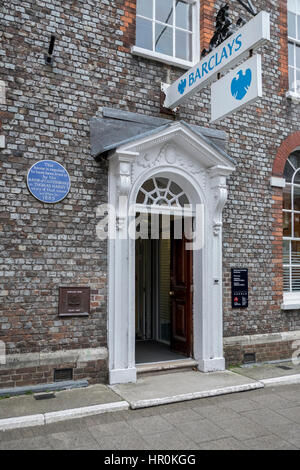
[{"left": 91, "top": 108, "right": 235, "bottom": 164}]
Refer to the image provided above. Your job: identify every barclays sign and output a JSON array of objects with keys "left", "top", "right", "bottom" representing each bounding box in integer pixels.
[
  {"left": 211, "top": 54, "right": 262, "bottom": 123},
  {"left": 231, "top": 68, "right": 252, "bottom": 100},
  {"left": 186, "top": 34, "right": 243, "bottom": 90},
  {"left": 177, "top": 34, "right": 243, "bottom": 96},
  {"left": 163, "top": 11, "right": 270, "bottom": 110}
]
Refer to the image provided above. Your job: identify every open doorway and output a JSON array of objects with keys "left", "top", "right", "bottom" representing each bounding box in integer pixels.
[
  {"left": 108, "top": 124, "right": 233, "bottom": 384},
  {"left": 135, "top": 217, "right": 193, "bottom": 364}
]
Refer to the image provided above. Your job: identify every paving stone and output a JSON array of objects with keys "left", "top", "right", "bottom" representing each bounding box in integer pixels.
[
  {"left": 47, "top": 430, "right": 100, "bottom": 450},
  {"left": 197, "top": 437, "right": 249, "bottom": 450},
  {"left": 178, "top": 418, "right": 230, "bottom": 444},
  {"left": 270, "top": 423, "right": 300, "bottom": 447},
  {"left": 163, "top": 408, "right": 205, "bottom": 425},
  {"left": 241, "top": 408, "right": 294, "bottom": 429},
  {"left": 0, "top": 436, "right": 53, "bottom": 450},
  {"left": 89, "top": 420, "right": 133, "bottom": 438},
  {"left": 245, "top": 393, "right": 295, "bottom": 411},
  {"left": 192, "top": 403, "right": 242, "bottom": 421},
  {"left": 126, "top": 415, "right": 175, "bottom": 435},
  {"left": 217, "top": 416, "right": 271, "bottom": 440},
  {"left": 97, "top": 433, "right": 148, "bottom": 450},
  {"left": 141, "top": 430, "right": 196, "bottom": 450},
  {"left": 218, "top": 397, "right": 264, "bottom": 413},
  {"left": 243, "top": 435, "right": 298, "bottom": 450},
  {"left": 274, "top": 388, "right": 300, "bottom": 404},
  {"left": 276, "top": 406, "right": 300, "bottom": 424}
]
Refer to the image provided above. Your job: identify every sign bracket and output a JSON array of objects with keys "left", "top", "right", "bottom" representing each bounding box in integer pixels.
[
  {"left": 236, "top": 0, "right": 257, "bottom": 17},
  {"left": 160, "top": 83, "right": 179, "bottom": 117},
  {"left": 162, "top": 10, "right": 270, "bottom": 110}
]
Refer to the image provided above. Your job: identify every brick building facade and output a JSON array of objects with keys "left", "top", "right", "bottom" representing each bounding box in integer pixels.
[{"left": 0, "top": 0, "right": 300, "bottom": 389}]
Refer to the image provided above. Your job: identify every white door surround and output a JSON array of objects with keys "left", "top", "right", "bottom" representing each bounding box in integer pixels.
[{"left": 108, "top": 122, "right": 235, "bottom": 385}]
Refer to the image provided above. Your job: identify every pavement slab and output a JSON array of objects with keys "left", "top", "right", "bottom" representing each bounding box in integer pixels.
[
  {"left": 264, "top": 422, "right": 300, "bottom": 447},
  {"left": 0, "top": 384, "right": 121, "bottom": 419},
  {"left": 126, "top": 414, "right": 176, "bottom": 435},
  {"left": 162, "top": 408, "right": 204, "bottom": 425},
  {"left": 0, "top": 435, "right": 53, "bottom": 451},
  {"left": 273, "top": 385, "right": 300, "bottom": 404},
  {"left": 96, "top": 432, "right": 149, "bottom": 450},
  {"left": 178, "top": 417, "right": 231, "bottom": 443},
  {"left": 110, "top": 370, "right": 263, "bottom": 409},
  {"left": 197, "top": 437, "right": 250, "bottom": 450},
  {"left": 141, "top": 430, "right": 196, "bottom": 450},
  {"left": 276, "top": 405, "right": 300, "bottom": 424},
  {"left": 240, "top": 408, "right": 294, "bottom": 435},
  {"left": 216, "top": 415, "right": 271, "bottom": 440},
  {"left": 230, "top": 361, "right": 300, "bottom": 381},
  {"left": 243, "top": 435, "right": 298, "bottom": 450},
  {"left": 194, "top": 404, "right": 242, "bottom": 422}
]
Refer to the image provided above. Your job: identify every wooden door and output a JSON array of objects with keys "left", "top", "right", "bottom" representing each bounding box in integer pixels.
[{"left": 170, "top": 232, "right": 193, "bottom": 356}]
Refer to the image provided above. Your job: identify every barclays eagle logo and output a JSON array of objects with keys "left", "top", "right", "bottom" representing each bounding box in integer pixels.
[
  {"left": 178, "top": 79, "right": 186, "bottom": 95},
  {"left": 231, "top": 68, "right": 252, "bottom": 100}
]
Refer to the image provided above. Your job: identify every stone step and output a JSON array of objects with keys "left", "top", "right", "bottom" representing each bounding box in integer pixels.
[{"left": 137, "top": 359, "right": 198, "bottom": 377}]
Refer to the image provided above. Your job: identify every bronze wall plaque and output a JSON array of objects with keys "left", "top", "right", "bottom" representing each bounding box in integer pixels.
[{"left": 58, "top": 287, "right": 90, "bottom": 316}]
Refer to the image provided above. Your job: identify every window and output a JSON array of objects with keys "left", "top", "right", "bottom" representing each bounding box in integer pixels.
[
  {"left": 133, "top": 0, "right": 200, "bottom": 68},
  {"left": 283, "top": 151, "right": 300, "bottom": 294},
  {"left": 288, "top": 0, "right": 300, "bottom": 95},
  {"left": 136, "top": 176, "right": 190, "bottom": 208}
]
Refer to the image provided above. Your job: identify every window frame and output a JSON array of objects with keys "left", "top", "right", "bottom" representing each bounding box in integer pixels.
[
  {"left": 132, "top": 0, "right": 200, "bottom": 70},
  {"left": 287, "top": 0, "right": 300, "bottom": 99},
  {"left": 282, "top": 150, "right": 300, "bottom": 309}
]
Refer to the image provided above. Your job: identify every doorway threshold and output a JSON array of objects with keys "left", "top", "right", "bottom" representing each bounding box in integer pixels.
[
  {"left": 111, "top": 370, "right": 264, "bottom": 409},
  {"left": 137, "top": 358, "right": 198, "bottom": 376}
]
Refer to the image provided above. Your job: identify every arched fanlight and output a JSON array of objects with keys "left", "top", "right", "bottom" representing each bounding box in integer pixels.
[{"left": 136, "top": 176, "right": 190, "bottom": 208}]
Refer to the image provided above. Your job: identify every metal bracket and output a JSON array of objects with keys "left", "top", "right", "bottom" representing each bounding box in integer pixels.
[
  {"left": 45, "top": 35, "right": 56, "bottom": 65},
  {"left": 236, "top": 0, "right": 257, "bottom": 17},
  {"left": 160, "top": 83, "right": 179, "bottom": 116}
]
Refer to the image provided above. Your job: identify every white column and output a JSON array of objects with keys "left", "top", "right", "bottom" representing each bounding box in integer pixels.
[
  {"left": 108, "top": 155, "right": 137, "bottom": 385},
  {"left": 198, "top": 168, "right": 229, "bottom": 372}
]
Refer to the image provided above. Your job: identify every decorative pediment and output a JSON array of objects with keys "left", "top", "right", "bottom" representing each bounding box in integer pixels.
[
  {"left": 109, "top": 121, "right": 235, "bottom": 237},
  {"left": 114, "top": 121, "right": 235, "bottom": 175}
]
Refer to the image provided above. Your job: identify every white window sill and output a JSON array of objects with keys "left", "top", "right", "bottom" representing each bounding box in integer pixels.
[
  {"left": 286, "top": 91, "right": 300, "bottom": 103},
  {"left": 131, "top": 46, "right": 194, "bottom": 70},
  {"left": 282, "top": 293, "right": 300, "bottom": 310}
]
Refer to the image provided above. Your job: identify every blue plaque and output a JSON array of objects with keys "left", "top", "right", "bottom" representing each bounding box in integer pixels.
[{"left": 27, "top": 160, "right": 71, "bottom": 204}]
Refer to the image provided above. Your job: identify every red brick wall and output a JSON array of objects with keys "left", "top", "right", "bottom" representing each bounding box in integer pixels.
[
  {"left": 200, "top": 0, "right": 215, "bottom": 53},
  {"left": 0, "top": 360, "right": 107, "bottom": 389},
  {"left": 120, "top": 0, "right": 136, "bottom": 53},
  {"left": 224, "top": 340, "right": 295, "bottom": 366},
  {"left": 271, "top": 187, "right": 284, "bottom": 312},
  {"left": 278, "top": 0, "right": 289, "bottom": 94}
]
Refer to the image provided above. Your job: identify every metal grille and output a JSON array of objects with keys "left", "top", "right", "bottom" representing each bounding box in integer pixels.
[
  {"left": 54, "top": 368, "right": 73, "bottom": 382},
  {"left": 243, "top": 353, "right": 256, "bottom": 364}
]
